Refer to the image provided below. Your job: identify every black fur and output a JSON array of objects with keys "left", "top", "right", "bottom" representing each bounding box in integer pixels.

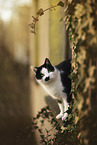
[{"left": 56, "top": 59, "right": 71, "bottom": 103}]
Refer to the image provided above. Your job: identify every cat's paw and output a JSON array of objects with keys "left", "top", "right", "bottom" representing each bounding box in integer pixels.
[
  {"left": 56, "top": 113, "right": 63, "bottom": 119},
  {"left": 62, "top": 113, "right": 68, "bottom": 120}
]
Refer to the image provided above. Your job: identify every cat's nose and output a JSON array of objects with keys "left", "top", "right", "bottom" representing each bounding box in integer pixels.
[{"left": 45, "top": 77, "right": 50, "bottom": 81}]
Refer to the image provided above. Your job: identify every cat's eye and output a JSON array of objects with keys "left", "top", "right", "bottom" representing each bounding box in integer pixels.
[
  {"left": 41, "top": 74, "right": 44, "bottom": 77},
  {"left": 48, "top": 69, "right": 51, "bottom": 73}
]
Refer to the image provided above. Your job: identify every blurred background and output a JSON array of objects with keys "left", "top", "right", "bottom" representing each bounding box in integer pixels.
[{"left": 0, "top": 0, "right": 71, "bottom": 145}]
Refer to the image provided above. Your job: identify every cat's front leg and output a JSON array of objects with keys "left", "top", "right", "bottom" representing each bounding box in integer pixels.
[
  {"left": 56, "top": 100, "right": 64, "bottom": 119},
  {"left": 62, "top": 99, "right": 69, "bottom": 120},
  {"left": 62, "top": 112, "right": 68, "bottom": 120}
]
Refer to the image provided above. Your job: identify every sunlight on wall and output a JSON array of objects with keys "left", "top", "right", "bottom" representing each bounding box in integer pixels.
[
  {"left": 0, "top": 0, "right": 32, "bottom": 22},
  {"left": 0, "top": 9, "right": 12, "bottom": 22},
  {"left": 17, "top": 0, "right": 32, "bottom": 6}
]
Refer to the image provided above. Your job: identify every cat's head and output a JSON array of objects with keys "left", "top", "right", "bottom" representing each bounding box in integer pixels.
[{"left": 31, "top": 58, "right": 57, "bottom": 84}]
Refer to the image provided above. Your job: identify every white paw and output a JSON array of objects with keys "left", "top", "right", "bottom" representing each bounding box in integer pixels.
[
  {"left": 62, "top": 113, "right": 68, "bottom": 121},
  {"left": 56, "top": 113, "right": 63, "bottom": 119}
]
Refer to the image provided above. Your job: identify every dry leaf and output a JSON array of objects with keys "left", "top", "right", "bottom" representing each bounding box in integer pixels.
[
  {"left": 37, "top": 8, "right": 44, "bottom": 16},
  {"left": 75, "top": 4, "right": 85, "bottom": 18}
]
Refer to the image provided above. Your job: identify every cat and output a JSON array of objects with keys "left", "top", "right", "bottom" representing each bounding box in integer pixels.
[{"left": 31, "top": 58, "right": 71, "bottom": 120}]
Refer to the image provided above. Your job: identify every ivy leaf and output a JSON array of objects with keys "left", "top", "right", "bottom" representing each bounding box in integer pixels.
[
  {"left": 38, "top": 129, "right": 42, "bottom": 133},
  {"left": 60, "top": 17, "right": 64, "bottom": 22},
  {"left": 32, "top": 16, "right": 39, "bottom": 21},
  {"left": 75, "top": 116, "right": 79, "bottom": 124},
  {"left": 88, "top": 66, "right": 96, "bottom": 77},
  {"left": 40, "top": 135, "right": 45, "bottom": 140},
  {"left": 29, "top": 23, "right": 35, "bottom": 29},
  {"left": 36, "top": 113, "right": 40, "bottom": 119},
  {"left": 30, "top": 30, "right": 36, "bottom": 34},
  {"left": 78, "top": 132, "right": 81, "bottom": 139},
  {"left": 34, "top": 125, "right": 38, "bottom": 129},
  {"left": 74, "top": 4, "right": 85, "bottom": 18},
  {"left": 46, "top": 106, "right": 50, "bottom": 110},
  {"left": 37, "top": 8, "right": 44, "bottom": 16},
  {"left": 57, "top": 1, "right": 64, "bottom": 7},
  {"left": 45, "top": 128, "right": 49, "bottom": 134}
]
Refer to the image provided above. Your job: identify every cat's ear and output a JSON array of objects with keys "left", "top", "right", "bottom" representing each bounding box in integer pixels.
[
  {"left": 45, "top": 58, "right": 51, "bottom": 65},
  {"left": 31, "top": 66, "right": 38, "bottom": 74}
]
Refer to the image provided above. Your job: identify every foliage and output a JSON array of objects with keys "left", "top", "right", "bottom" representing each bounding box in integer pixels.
[
  {"left": 64, "top": 0, "right": 97, "bottom": 144},
  {"left": 32, "top": 106, "right": 62, "bottom": 144},
  {"left": 65, "top": 0, "right": 97, "bottom": 116},
  {"left": 29, "top": 1, "right": 65, "bottom": 34},
  {"left": 32, "top": 105, "right": 80, "bottom": 145}
]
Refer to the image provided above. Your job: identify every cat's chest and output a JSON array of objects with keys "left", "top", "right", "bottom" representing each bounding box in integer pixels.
[{"left": 42, "top": 73, "right": 66, "bottom": 99}]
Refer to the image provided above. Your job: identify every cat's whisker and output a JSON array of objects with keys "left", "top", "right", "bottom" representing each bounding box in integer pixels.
[
  {"left": 31, "top": 66, "right": 34, "bottom": 70},
  {"left": 31, "top": 66, "right": 37, "bottom": 74}
]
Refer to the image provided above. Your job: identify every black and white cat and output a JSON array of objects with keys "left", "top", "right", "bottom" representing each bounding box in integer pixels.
[{"left": 31, "top": 58, "right": 71, "bottom": 120}]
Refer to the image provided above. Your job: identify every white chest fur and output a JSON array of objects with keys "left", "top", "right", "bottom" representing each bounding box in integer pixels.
[{"left": 40, "top": 70, "right": 67, "bottom": 100}]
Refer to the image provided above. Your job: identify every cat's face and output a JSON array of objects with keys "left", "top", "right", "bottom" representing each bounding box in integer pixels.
[{"left": 31, "top": 58, "right": 57, "bottom": 84}]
